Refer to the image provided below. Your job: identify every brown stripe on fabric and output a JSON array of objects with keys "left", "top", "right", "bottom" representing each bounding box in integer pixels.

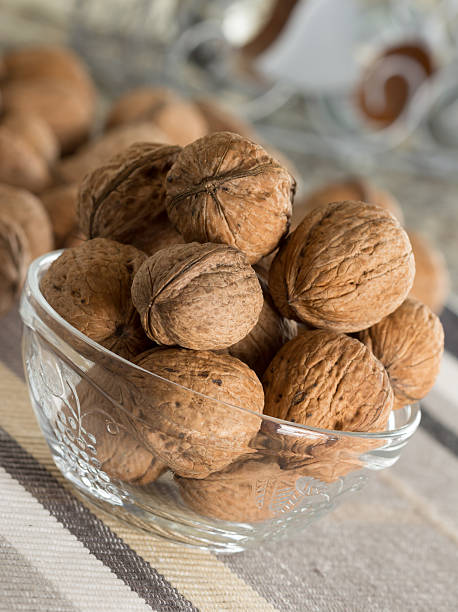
[
  {"left": 441, "top": 306, "right": 458, "bottom": 359},
  {"left": 419, "top": 404, "right": 458, "bottom": 456},
  {"left": 0, "top": 428, "right": 198, "bottom": 612},
  {"left": 0, "top": 534, "right": 79, "bottom": 612}
]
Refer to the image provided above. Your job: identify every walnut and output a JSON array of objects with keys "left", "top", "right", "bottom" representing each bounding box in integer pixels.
[
  {"left": 2, "top": 110, "right": 59, "bottom": 165},
  {"left": 177, "top": 457, "right": 308, "bottom": 522},
  {"left": 40, "top": 238, "right": 152, "bottom": 360},
  {"left": 55, "top": 122, "right": 169, "bottom": 185},
  {"left": 221, "top": 276, "right": 297, "bottom": 377},
  {"left": 269, "top": 200, "right": 415, "bottom": 332},
  {"left": 0, "top": 215, "right": 30, "bottom": 317},
  {"left": 105, "top": 87, "right": 207, "bottom": 146},
  {"left": 41, "top": 183, "right": 79, "bottom": 248},
  {"left": 131, "top": 242, "right": 263, "bottom": 350},
  {"left": 134, "top": 212, "right": 184, "bottom": 256},
  {"left": 0, "top": 183, "right": 53, "bottom": 258},
  {"left": 263, "top": 329, "right": 393, "bottom": 431},
  {"left": 358, "top": 297, "right": 444, "bottom": 410},
  {"left": 293, "top": 177, "right": 404, "bottom": 227},
  {"left": 408, "top": 231, "right": 449, "bottom": 314},
  {"left": 2, "top": 45, "right": 95, "bottom": 105},
  {"left": 128, "top": 347, "right": 264, "bottom": 478},
  {"left": 193, "top": 97, "right": 256, "bottom": 139},
  {"left": 75, "top": 368, "right": 167, "bottom": 485},
  {"left": 77, "top": 142, "right": 181, "bottom": 249},
  {"left": 2, "top": 79, "right": 93, "bottom": 154},
  {"left": 0, "top": 125, "right": 50, "bottom": 193},
  {"left": 165, "top": 132, "right": 295, "bottom": 264}
]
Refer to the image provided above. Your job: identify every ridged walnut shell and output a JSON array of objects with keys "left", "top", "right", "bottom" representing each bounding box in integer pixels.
[
  {"left": 0, "top": 183, "right": 53, "bottom": 258},
  {"left": 221, "top": 277, "right": 297, "bottom": 377},
  {"left": 408, "top": 231, "right": 449, "bottom": 314},
  {"left": 41, "top": 183, "right": 79, "bottom": 249},
  {"left": 0, "top": 126, "right": 50, "bottom": 193},
  {"left": 165, "top": 132, "right": 295, "bottom": 264},
  {"left": 78, "top": 142, "right": 181, "bottom": 248},
  {"left": 40, "top": 238, "right": 151, "bottom": 360},
  {"left": 0, "top": 215, "right": 30, "bottom": 317},
  {"left": 129, "top": 348, "right": 264, "bottom": 478},
  {"left": 2, "top": 79, "right": 93, "bottom": 154},
  {"left": 264, "top": 329, "right": 393, "bottom": 430},
  {"left": 2, "top": 111, "right": 59, "bottom": 165},
  {"left": 358, "top": 297, "right": 444, "bottom": 409},
  {"left": 293, "top": 177, "right": 404, "bottom": 227},
  {"left": 105, "top": 87, "right": 207, "bottom": 146},
  {"left": 74, "top": 369, "right": 166, "bottom": 485},
  {"left": 177, "top": 457, "right": 313, "bottom": 523},
  {"left": 55, "top": 122, "right": 169, "bottom": 185},
  {"left": 269, "top": 201, "right": 415, "bottom": 332},
  {"left": 131, "top": 242, "right": 263, "bottom": 350},
  {"left": 134, "top": 212, "right": 184, "bottom": 256}
]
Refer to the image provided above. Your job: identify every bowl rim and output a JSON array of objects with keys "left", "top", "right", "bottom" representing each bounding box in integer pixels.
[{"left": 21, "top": 250, "right": 421, "bottom": 442}]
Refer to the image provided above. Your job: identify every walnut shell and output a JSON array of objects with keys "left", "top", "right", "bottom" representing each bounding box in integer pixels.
[
  {"left": 193, "top": 97, "right": 256, "bottom": 139},
  {"left": 55, "top": 122, "right": 169, "bottom": 185},
  {"left": 263, "top": 329, "right": 393, "bottom": 431},
  {"left": 0, "top": 215, "right": 30, "bottom": 317},
  {"left": 129, "top": 348, "right": 264, "bottom": 478},
  {"left": 177, "top": 457, "right": 310, "bottom": 522},
  {"left": 270, "top": 200, "right": 415, "bottom": 332},
  {"left": 134, "top": 211, "right": 184, "bottom": 256},
  {"left": 2, "top": 111, "right": 59, "bottom": 165},
  {"left": 408, "top": 231, "right": 449, "bottom": 314},
  {"left": 106, "top": 87, "right": 207, "bottom": 146},
  {"left": 40, "top": 238, "right": 151, "bottom": 360},
  {"left": 0, "top": 183, "right": 53, "bottom": 258},
  {"left": 131, "top": 242, "right": 263, "bottom": 350},
  {"left": 221, "top": 277, "right": 297, "bottom": 377},
  {"left": 40, "top": 183, "right": 79, "bottom": 249},
  {"left": 293, "top": 178, "right": 404, "bottom": 227},
  {"left": 2, "top": 45, "right": 95, "bottom": 104},
  {"left": 358, "top": 297, "right": 444, "bottom": 409},
  {"left": 166, "top": 132, "right": 295, "bottom": 264},
  {"left": 0, "top": 126, "right": 50, "bottom": 193},
  {"left": 77, "top": 142, "right": 181, "bottom": 247},
  {"left": 75, "top": 369, "right": 166, "bottom": 485},
  {"left": 2, "top": 79, "right": 93, "bottom": 153}
]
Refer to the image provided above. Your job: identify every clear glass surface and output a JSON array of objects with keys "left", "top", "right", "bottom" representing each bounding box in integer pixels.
[{"left": 19, "top": 251, "right": 421, "bottom": 553}]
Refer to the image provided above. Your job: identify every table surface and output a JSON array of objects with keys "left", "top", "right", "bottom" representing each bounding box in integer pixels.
[{"left": 0, "top": 305, "right": 457, "bottom": 612}]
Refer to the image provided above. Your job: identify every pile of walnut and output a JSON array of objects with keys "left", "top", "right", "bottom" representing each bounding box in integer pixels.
[{"left": 37, "top": 125, "right": 445, "bottom": 523}]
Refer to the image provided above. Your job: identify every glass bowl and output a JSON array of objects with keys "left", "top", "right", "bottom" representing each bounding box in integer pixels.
[{"left": 19, "top": 251, "right": 421, "bottom": 553}]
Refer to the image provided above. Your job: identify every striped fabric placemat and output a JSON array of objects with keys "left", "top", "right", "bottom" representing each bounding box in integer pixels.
[{"left": 1, "top": 305, "right": 457, "bottom": 612}]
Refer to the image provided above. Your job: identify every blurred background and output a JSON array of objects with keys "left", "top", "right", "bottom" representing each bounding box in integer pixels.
[{"left": 0, "top": 0, "right": 457, "bottom": 307}]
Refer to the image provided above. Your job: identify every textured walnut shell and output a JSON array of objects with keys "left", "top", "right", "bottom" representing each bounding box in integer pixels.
[
  {"left": 55, "top": 122, "right": 169, "bottom": 185},
  {"left": 132, "top": 242, "right": 263, "bottom": 350},
  {"left": 193, "top": 97, "right": 256, "bottom": 139},
  {"left": 2, "top": 111, "right": 59, "bottom": 165},
  {"left": 177, "top": 457, "right": 313, "bottom": 522},
  {"left": 74, "top": 370, "right": 167, "bottom": 485},
  {"left": 134, "top": 211, "right": 184, "bottom": 256},
  {"left": 1, "top": 79, "right": 93, "bottom": 154},
  {"left": 270, "top": 201, "right": 415, "bottom": 332},
  {"left": 0, "top": 126, "right": 50, "bottom": 193},
  {"left": 166, "top": 132, "right": 295, "bottom": 264},
  {"left": 293, "top": 178, "right": 404, "bottom": 227},
  {"left": 0, "top": 215, "right": 30, "bottom": 317},
  {"left": 358, "top": 297, "right": 444, "bottom": 409},
  {"left": 0, "top": 183, "right": 53, "bottom": 258},
  {"left": 77, "top": 142, "right": 181, "bottom": 247},
  {"left": 264, "top": 329, "right": 393, "bottom": 431},
  {"left": 221, "top": 278, "right": 297, "bottom": 377},
  {"left": 2, "top": 45, "right": 95, "bottom": 104},
  {"left": 40, "top": 238, "right": 151, "bottom": 360},
  {"left": 106, "top": 87, "right": 207, "bottom": 146},
  {"left": 129, "top": 348, "right": 264, "bottom": 478},
  {"left": 408, "top": 231, "right": 449, "bottom": 314},
  {"left": 40, "top": 183, "right": 79, "bottom": 249}
]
